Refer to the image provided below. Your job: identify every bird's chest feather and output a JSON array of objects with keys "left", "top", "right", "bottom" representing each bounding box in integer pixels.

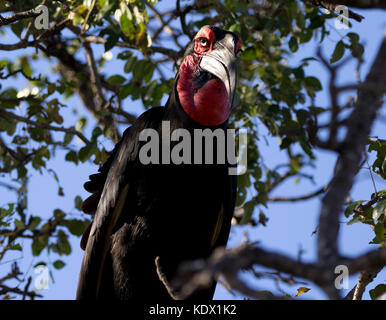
[
  {"left": 109, "top": 163, "right": 231, "bottom": 299},
  {"left": 122, "top": 163, "right": 229, "bottom": 253}
]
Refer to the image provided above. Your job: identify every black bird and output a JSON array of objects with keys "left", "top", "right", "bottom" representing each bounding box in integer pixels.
[{"left": 76, "top": 26, "right": 241, "bottom": 300}]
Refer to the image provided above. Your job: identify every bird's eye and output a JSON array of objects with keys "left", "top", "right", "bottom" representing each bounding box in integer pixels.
[{"left": 199, "top": 37, "right": 209, "bottom": 47}]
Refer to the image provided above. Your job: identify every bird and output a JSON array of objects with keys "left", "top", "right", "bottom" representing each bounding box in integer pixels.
[{"left": 76, "top": 26, "right": 242, "bottom": 300}]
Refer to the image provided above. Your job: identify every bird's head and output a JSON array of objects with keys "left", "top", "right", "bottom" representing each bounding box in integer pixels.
[{"left": 176, "top": 26, "right": 242, "bottom": 127}]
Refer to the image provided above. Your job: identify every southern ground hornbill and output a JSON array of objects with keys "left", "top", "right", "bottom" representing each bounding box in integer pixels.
[{"left": 76, "top": 26, "right": 242, "bottom": 300}]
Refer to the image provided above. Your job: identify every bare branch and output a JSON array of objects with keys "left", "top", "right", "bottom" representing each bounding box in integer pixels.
[
  {"left": 0, "top": 68, "right": 41, "bottom": 81},
  {"left": 0, "top": 8, "right": 40, "bottom": 26},
  {"left": 108, "top": 105, "right": 137, "bottom": 125},
  {"left": 35, "top": 18, "right": 71, "bottom": 42},
  {"left": 0, "top": 109, "right": 90, "bottom": 144},
  {"left": 175, "top": 244, "right": 322, "bottom": 299},
  {"left": 305, "top": 1, "right": 365, "bottom": 22},
  {"left": 317, "top": 35, "right": 386, "bottom": 267},
  {"left": 176, "top": 0, "right": 194, "bottom": 40},
  {"left": 0, "top": 262, "right": 22, "bottom": 284},
  {"left": 155, "top": 256, "right": 180, "bottom": 300},
  {"left": 80, "top": 37, "right": 106, "bottom": 108},
  {"left": 268, "top": 186, "right": 326, "bottom": 202},
  {"left": 308, "top": 0, "right": 386, "bottom": 10},
  {"left": 82, "top": 35, "right": 181, "bottom": 60},
  {"left": 349, "top": 267, "right": 383, "bottom": 300},
  {"left": 0, "top": 39, "right": 45, "bottom": 51},
  {"left": 176, "top": 242, "right": 386, "bottom": 300}
]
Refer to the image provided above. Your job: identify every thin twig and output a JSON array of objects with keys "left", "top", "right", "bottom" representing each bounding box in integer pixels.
[
  {"left": 0, "top": 109, "right": 90, "bottom": 144},
  {"left": 268, "top": 186, "right": 326, "bottom": 202},
  {"left": 155, "top": 256, "right": 180, "bottom": 300}
]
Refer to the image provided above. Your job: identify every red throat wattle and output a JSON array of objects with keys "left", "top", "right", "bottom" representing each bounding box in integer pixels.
[{"left": 177, "top": 55, "right": 230, "bottom": 127}]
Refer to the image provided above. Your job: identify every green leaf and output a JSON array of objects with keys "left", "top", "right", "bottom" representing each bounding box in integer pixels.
[
  {"left": 11, "top": 21, "right": 25, "bottom": 38},
  {"left": 107, "top": 75, "right": 126, "bottom": 85},
  {"left": 28, "top": 216, "right": 41, "bottom": 230},
  {"left": 78, "top": 142, "right": 98, "bottom": 162},
  {"left": 346, "top": 215, "right": 360, "bottom": 225},
  {"left": 65, "top": 150, "right": 78, "bottom": 164},
  {"left": 374, "top": 222, "right": 386, "bottom": 242},
  {"left": 63, "top": 132, "right": 74, "bottom": 146},
  {"left": 304, "top": 76, "right": 322, "bottom": 91},
  {"left": 119, "top": 83, "right": 132, "bottom": 100},
  {"left": 58, "top": 186, "right": 64, "bottom": 196},
  {"left": 14, "top": 219, "right": 25, "bottom": 229},
  {"left": 288, "top": 36, "right": 298, "bottom": 52},
  {"left": 17, "top": 166, "right": 27, "bottom": 179},
  {"left": 120, "top": 10, "right": 133, "bottom": 36},
  {"left": 0, "top": 117, "right": 17, "bottom": 135},
  {"left": 54, "top": 208, "right": 66, "bottom": 221},
  {"left": 104, "top": 33, "right": 119, "bottom": 51},
  {"left": 91, "top": 127, "right": 103, "bottom": 141},
  {"left": 12, "top": 135, "right": 28, "bottom": 145},
  {"left": 32, "top": 239, "right": 46, "bottom": 256},
  {"left": 344, "top": 200, "right": 365, "bottom": 218},
  {"left": 56, "top": 230, "right": 72, "bottom": 255},
  {"left": 330, "top": 40, "right": 345, "bottom": 63},
  {"left": 58, "top": 238, "right": 71, "bottom": 255},
  {"left": 239, "top": 201, "right": 255, "bottom": 225},
  {"left": 242, "top": 47, "right": 257, "bottom": 60},
  {"left": 0, "top": 204, "right": 14, "bottom": 227},
  {"left": 347, "top": 32, "right": 364, "bottom": 58},
  {"left": 351, "top": 43, "right": 364, "bottom": 59},
  {"left": 142, "top": 61, "right": 155, "bottom": 83},
  {"left": 132, "top": 60, "right": 147, "bottom": 81},
  {"left": 124, "top": 56, "right": 137, "bottom": 73},
  {"left": 8, "top": 243, "right": 22, "bottom": 251},
  {"left": 64, "top": 219, "right": 88, "bottom": 236},
  {"left": 369, "top": 284, "right": 386, "bottom": 300},
  {"left": 258, "top": 212, "right": 269, "bottom": 226},
  {"left": 74, "top": 196, "right": 83, "bottom": 211},
  {"left": 47, "top": 83, "right": 56, "bottom": 95},
  {"left": 53, "top": 260, "right": 66, "bottom": 270},
  {"left": 71, "top": 13, "right": 84, "bottom": 26},
  {"left": 346, "top": 32, "right": 359, "bottom": 45}
]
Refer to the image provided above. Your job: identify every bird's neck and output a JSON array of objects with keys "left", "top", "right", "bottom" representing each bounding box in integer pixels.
[{"left": 175, "top": 56, "right": 231, "bottom": 127}]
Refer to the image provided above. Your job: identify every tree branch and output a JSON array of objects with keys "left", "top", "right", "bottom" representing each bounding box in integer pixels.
[
  {"left": 0, "top": 109, "right": 90, "bottom": 144},
  {"left": 81, "top": 35, "right": 181, "bottom": 60},
  {"left": 80, "top": 37, "right": 106, "bottom": 108},
  {"left": 268, "top": 186, "right": 326, "bottom": 202},
  {"left": 309, "top": 0, "right": 386, "bottom": 10},
  {"left": 176, "top": 0, "right": 194, "bottom": 40},
  {"left": 317, "top": 35, "right": 386, "bottom": 269},
  {"left": 344, "top": 267, "right": 383, "bottom": 300},
  {"left": 305, "top": 1, "right": 365, "bottom": 22},
  {"left": 176, "top": 242, "right": 386, "bottom": 300},
  {"left": 155, "top": 256, "right": 180, "bottom": 300},
  {"left": 0, "top": 8, "right": 40, "bottom": 26}
]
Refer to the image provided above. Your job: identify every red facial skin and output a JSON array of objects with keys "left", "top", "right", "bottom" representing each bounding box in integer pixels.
[
  {"left": 235, "top": 38, "right": 242, "bottom": 54},
  {"left": 177, "top": 27, "right": 233, "bottom": 127},
  {"left": 194, "top": 27, "right": 215, "bottom": 54}
]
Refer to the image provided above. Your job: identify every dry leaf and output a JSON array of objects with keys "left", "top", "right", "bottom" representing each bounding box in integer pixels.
[{"left": 295, "top": 287, "right": 311, "bottom": 297}]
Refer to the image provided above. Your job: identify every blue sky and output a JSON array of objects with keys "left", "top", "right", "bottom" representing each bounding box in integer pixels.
[{"left": 0, "top": 3, "right": 385, "bottom": 300}]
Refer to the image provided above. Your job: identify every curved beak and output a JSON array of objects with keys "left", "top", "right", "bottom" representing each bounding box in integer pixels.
[{"left": 199, "top": 34, "right": 238, "bottom": 108}]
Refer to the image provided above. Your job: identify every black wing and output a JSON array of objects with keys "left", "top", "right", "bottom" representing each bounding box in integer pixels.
[{"left": 76, "top": 107, "right": 164, "bottom": 299}]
